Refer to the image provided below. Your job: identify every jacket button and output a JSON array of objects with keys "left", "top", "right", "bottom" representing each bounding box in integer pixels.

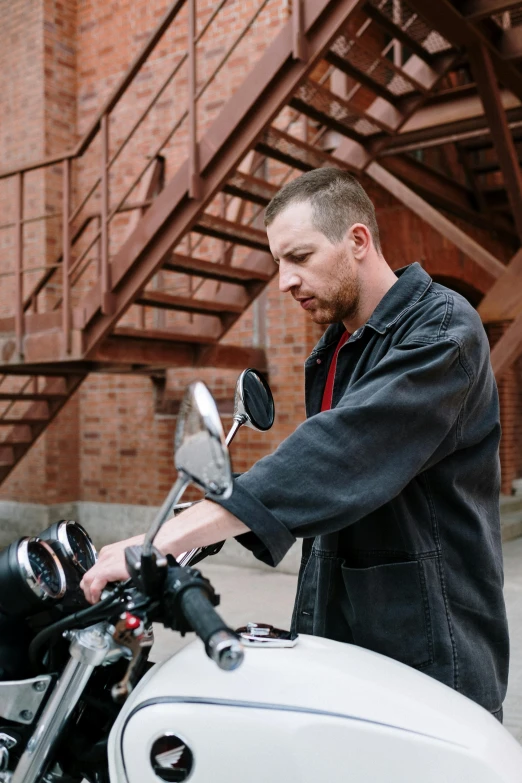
[{"left": 316, "top": 358, "right": 322, "bottom": 364}]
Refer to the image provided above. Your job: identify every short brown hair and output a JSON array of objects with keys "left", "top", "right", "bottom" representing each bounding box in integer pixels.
[{"left": 264, "top": 168, "right": 381, "bottom": 253}]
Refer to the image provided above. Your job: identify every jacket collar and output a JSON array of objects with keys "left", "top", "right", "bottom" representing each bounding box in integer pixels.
[{"left": 309, "top": 263, "right": 433, "bottom": 355}]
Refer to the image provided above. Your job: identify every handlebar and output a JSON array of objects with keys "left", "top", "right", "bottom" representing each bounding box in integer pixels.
[
  {"left": 162, "top": 565, "right": 244, "bottom": 671},
  {"left": 179, "top": 587, "right": 243, "bottom": 671}
]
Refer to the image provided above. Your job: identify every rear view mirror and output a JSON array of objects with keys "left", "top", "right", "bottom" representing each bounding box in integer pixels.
[
  {"left": 175, "top": 381, "right": 232, "bottom": 497},
  {"left": 226, "top": 369, "right": 275, "bottom": 445},
  {"left": 143, "top": 381, "right": 232, "bottom": 555}
]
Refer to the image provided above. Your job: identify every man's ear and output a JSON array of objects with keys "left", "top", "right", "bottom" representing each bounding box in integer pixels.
[{"left": 348, "top": 223, "right": 372, "bottom": 259}]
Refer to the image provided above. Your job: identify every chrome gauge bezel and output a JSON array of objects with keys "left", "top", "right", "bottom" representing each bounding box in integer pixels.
[
  {"left": 56, "top": 520, "right": 97, "bottom": 574},
  {"left": 17, "top": 537, "right": 67, "bottom": 601}
]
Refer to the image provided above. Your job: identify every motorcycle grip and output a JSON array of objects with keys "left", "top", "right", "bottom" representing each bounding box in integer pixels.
[{"left": 179, "top": 586, "right": 244, "bottom": 671}]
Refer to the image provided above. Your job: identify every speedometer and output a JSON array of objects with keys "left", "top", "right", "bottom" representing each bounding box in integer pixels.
[
  {"left": 26, "top": 539, "right": 65, "bottom": 598},
  {"left": 0, "top": 537, "right": 66, "bottom": 616}
]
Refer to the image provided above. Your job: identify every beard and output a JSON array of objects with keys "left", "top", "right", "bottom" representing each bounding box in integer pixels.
[{"left": 306, "top": 249, "right": 361, "bottom": 324}]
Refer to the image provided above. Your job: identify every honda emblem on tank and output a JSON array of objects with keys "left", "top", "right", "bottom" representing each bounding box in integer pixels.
[{"left": 151, "top": 734, "right": 194, "bottom": 781}]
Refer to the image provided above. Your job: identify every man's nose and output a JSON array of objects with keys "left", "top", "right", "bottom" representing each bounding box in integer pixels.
[{"left": 278, "top": 262, "right": 301, "bottom": 293}]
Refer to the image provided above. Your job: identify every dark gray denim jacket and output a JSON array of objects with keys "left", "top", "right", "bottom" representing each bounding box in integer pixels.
[{"left": 217, "top": 262, "right": 509, "bottom": 713}]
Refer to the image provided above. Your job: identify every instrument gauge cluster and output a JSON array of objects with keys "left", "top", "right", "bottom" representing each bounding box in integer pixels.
[{"left": 0, "top": 520, "right": 97, "bottom": 617}]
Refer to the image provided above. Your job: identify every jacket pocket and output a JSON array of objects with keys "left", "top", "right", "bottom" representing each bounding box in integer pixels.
[{"left": 341, "top": 559, "right": 433, "bottom": 669}]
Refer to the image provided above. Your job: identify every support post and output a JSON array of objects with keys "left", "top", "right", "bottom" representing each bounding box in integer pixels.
[
  {"left": 490, "top": 311, "right": 522, "bottom": 381},
  {"left": 468, "top": 42, "right": 522, "bottom": 242},
  {"left": 101, "top": 113, "right": 114, "bottom": 315},
  {"left": 188, "top": 0, "right": 201, "bottom": 199},
  {"left": 62, "top": 159, "right": 71, "bottom": 354},
  {"left": 293, "top": 0, "right": 307, "bottom": 61},
  {"left": 15, "top": 172, "right": 24, "bottom": 358}
]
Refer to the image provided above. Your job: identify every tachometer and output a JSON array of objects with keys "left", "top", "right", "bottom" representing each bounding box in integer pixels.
[{"left": 41, "top": 520, "right": 97, "bottom": 575}]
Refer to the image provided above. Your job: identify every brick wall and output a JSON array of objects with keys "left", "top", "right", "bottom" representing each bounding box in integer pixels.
[
  {"left": 487, "top": 322, "right": 522, "bottom": 495},
  {"left": 0, "top": 0, "right": 521, "bottom": 513}
]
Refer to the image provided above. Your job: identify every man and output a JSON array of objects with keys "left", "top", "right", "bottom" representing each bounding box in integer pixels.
[{"left": 81, "top": 168, "right": 509, "bottom": 719}]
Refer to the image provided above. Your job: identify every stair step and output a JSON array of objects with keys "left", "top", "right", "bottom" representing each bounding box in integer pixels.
[
  {"left": 289, "top": 79, "right": 385, "bottom": 140},
  {"left": 163, "top": 253, "right": 271, "bottom": 284},
  {"left": 0, "top": 446, "right": 14, "bottom": 466},
  {"left": 0, "top": 418, "right": 49, "bottom": 425},
  {"left": 112, "top": 326, "right": 218, "bottom": 345},
  {"left": 325, "top": 49, "right": 396, "bottom": 104},
  {"left": 256, "top": 126, "right": 343, "bottom": 173},
  {"left": 194, "top": 214, "right": 269, "bottom": 252},
  {"left": 324, "top": 33, "right": 422, "bottom": 105},
  {"left": 0, "top": 392, "right": 68, "bottom": 402},
  {"left": 470, "top": 160, "right": 504, "bottom": 175},
  {"left": 135, "top": 291, "right": 244, "bottom": 317},
  {"left": 223, "top": 172, "right": 278, "bottom": 206},
  {"left": 2, "top": 425, "right": 33, "bottom": 444}
]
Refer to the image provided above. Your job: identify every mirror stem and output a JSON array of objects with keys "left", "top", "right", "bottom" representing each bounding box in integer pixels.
[
  {"left": 143, "top": 474, "right": 189, "bottom": 556},
  {"left": 226, "top": 415, "right": 248, "bottom": 446}
]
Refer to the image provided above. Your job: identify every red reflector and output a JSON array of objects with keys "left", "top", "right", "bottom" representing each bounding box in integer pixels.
[{"left": 124, "top": 612, "right": 141, "bottom": 631}]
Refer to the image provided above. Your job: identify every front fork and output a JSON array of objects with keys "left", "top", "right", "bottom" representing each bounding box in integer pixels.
[{"left": 10, "top": 625, "right": 112, "bottom": 783}]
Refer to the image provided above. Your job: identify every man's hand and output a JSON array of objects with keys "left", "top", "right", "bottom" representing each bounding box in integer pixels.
[
  {"left": 80, "top": 533, "right": 145, "bottom": 604},
  {"left": 80, "top": 500, "right": 248, "bottom": 604}
]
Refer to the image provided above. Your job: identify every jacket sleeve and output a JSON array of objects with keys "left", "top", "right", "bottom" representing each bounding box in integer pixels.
[{"left": 214, "top": 338, "right": 471, "bottom": 566}]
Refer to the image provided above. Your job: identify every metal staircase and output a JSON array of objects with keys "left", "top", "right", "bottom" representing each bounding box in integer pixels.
[{"left": 1, "top": 0, "right": 522, "bottom": 484}]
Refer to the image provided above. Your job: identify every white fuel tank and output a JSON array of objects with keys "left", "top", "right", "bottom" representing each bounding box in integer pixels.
[{"left": 108, "top": 633, "right": 522, "bottom": 783}]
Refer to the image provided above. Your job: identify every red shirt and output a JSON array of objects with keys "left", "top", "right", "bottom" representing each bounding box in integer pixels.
[{"left": 321, "top": 331, "right": 350, "bottom": 411}]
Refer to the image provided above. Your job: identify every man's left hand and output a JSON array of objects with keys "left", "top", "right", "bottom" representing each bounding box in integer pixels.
[{"left": 80, "top": 534, "right": 145, "bottom": 604}]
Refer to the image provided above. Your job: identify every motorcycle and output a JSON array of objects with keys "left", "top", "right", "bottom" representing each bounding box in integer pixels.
[{"left": 0, "top": 369, "right": 521, "bottom": 782}]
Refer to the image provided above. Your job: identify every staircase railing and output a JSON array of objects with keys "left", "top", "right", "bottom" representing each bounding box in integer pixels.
[{"left": 0, "top": 0, "right": 289, "bottom": 360}]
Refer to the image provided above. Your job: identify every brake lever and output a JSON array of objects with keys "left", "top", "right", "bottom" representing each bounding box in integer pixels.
[{"left": 110, "top": 613, "right": 154, "bottom": 703}]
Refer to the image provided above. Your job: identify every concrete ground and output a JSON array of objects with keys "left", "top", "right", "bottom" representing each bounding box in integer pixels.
[
  {"left": 150, "top": 537, "right": 522, "bottom": 743},
  {"left": 501, "top": 537, "right": 522, "bottom": 741}
]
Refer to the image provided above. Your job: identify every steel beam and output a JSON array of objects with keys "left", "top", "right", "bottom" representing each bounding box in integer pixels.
[
  {"left": 374, "top": 105, "right": 522, "bottom": 154},
  {"left": 490, "top": 311, "right": 522, "bottom": 381},
  {"left": 460, "top": 0, "right": 522, "bottom": 21},
  {"left": 381, "top": 155, "right": 476, "bottom": 214},
  {"left": 377, "top": 153, "right": 516, "bottom": 241},
  {"left": 468, "top": 42, "right": 522, "bottom": 240},
  {"left": 478, "top": 248, "right": 522, "bottom": 322},
  {"left": 365, "top": 161, "right": 506, "bottom": 280}
]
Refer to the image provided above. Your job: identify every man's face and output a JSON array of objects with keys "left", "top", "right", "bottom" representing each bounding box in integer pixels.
[{"left": 267, "top": 200, "right": 360, "bottom": 325}]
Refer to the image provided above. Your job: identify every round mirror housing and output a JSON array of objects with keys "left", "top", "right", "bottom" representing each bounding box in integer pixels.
[
  {"left": 234, "top": 369, "right": 275, "bottom": 432},
  {"left": 175, "top": 381, "right": 233, "bottom": 499}
]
